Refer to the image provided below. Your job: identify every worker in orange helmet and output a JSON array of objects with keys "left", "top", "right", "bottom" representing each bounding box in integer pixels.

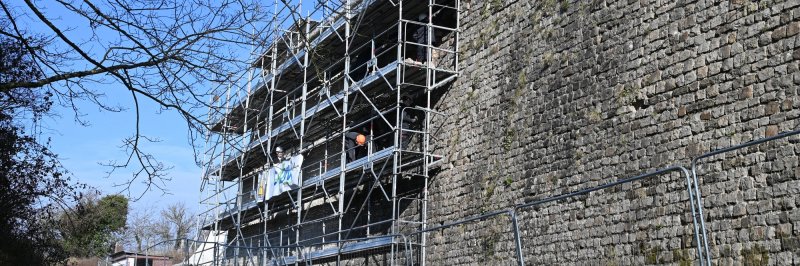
[{"left": 345, "top": 124, "right": 368, "bottom": 162}]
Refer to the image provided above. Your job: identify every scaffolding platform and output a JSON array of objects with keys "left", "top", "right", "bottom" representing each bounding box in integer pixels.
[
  {"left": 303, "top": 146, "right": 395, "bottom": 188},
  {"left": 269, "top": 236, "right": 394, "bottom": 265}
]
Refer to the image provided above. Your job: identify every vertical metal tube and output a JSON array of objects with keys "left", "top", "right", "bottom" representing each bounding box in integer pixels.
[
  {"left": 266, "top": 35, "right": 278, "bottom": 266},
  {"left": 690, "top": 161, "right": 712, "bottom": 266},
  {"left": 681, "top": 167, "right": 706, "bottom": 265},
  {"left": 455, "top": 0, "right": 460, "bottom": 72},
  {"left": 510, "top": 210, "right": 525, "bottom": 266},
  {"left": 392, "top": 1, "right": 403, "bottom": 263},
  {"left": 197, "top": 94, "right": 214, "bottom": 261},
  {"left": 420, "top": 1, "right": 434, "bottom": 263},
  {"left": 231, "top": 83, "right": 244, "bottom": 265},
  {"left": 396, "top": 3, "right": 403, "bottom": 88},
  {"left": 264, "top": 2, "right": 279, "bottom": 263},
  {"left": 337, "top": 1, "right": 352, "bottom": 265},
  {"left": 295, "top": 12, "right": 310, "bottom": 262},
  {"left": 212, "top": 84, "right": 231, "bottom": 265},
  {"left": 235, "top": 29, "right": 257, "bottom": 266}
]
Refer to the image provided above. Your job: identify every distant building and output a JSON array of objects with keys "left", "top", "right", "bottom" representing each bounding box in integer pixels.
[{"left": 109, "top": 251, "right": 171, "bottom": 266}]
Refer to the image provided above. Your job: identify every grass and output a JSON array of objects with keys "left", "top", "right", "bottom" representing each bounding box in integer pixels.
[
  {"left": 741, "top": 245, "right": 769, "bottom": 266},
  {"left": 504, "top": 176, "right": 513, "bottom": 187},
  {"left": 615, "top": 83, "right": 640, "bottom": 107},
  {"left": 560, "top": 0, "right": 570, "bottom": 13},
  {"left": 503, "top": 127, "right": 516, "bottom": 152},
  {"left": 644, "top": 245, "right": 662, "bottom": 264},
  {"left": 587, "top": 108, "right": 602, "bottom": 122}
]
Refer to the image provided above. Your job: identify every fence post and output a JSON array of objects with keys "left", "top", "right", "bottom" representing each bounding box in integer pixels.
[
  {"left": 183, "top": 239, "right": 189, "bottom": 264},
  {"left": 678, "top": 166, "right": 709, "bottom": 266},
  {"left": 687, "top": 129, "right": 800, "bottom": 266},
  {"left": 510, "top": 210, "right": 525, "bottom": 266}
]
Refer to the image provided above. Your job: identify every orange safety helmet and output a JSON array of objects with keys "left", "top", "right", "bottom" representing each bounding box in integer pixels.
[{"left": 356, "top": 134, "right": 366, "bottom": 146}]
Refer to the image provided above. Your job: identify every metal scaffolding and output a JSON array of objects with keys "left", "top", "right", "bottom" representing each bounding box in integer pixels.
[{"left": 197, "top": 0, "right": 461, "bottom": 264}]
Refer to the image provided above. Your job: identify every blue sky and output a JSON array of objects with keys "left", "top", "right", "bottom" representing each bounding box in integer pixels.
[
  {"left": 47, "top": 88, "right": 202, "bottom": 213},
  {"left": 14, "top": 1, "right": 207, "bottom": 213}
]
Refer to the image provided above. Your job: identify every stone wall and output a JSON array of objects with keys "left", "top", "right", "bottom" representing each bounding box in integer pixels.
[{"left": 426, "top": 0, "right": 800, "bottom": 264}]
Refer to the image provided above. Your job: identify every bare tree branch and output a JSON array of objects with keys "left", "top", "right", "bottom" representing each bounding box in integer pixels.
[
  {"left": 0, "top": 55, "right": 175, "bottom": 90},
  {"left": 0, "top": 0, "right": 271, "bottom": 196}
]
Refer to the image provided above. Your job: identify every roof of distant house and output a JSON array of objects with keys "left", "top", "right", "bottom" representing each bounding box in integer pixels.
[{"left": 110, "top": 251, "right": 171, "bottom": 262}]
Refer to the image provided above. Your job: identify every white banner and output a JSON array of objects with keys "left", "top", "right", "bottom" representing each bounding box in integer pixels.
[{"left": 262, "top": 154, "right": 304, "bottom": 201}]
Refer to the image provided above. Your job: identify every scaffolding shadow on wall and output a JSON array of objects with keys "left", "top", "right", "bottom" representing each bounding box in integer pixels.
[{"left": 198, "top": 0, "right": 461, "bottom": 265}]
